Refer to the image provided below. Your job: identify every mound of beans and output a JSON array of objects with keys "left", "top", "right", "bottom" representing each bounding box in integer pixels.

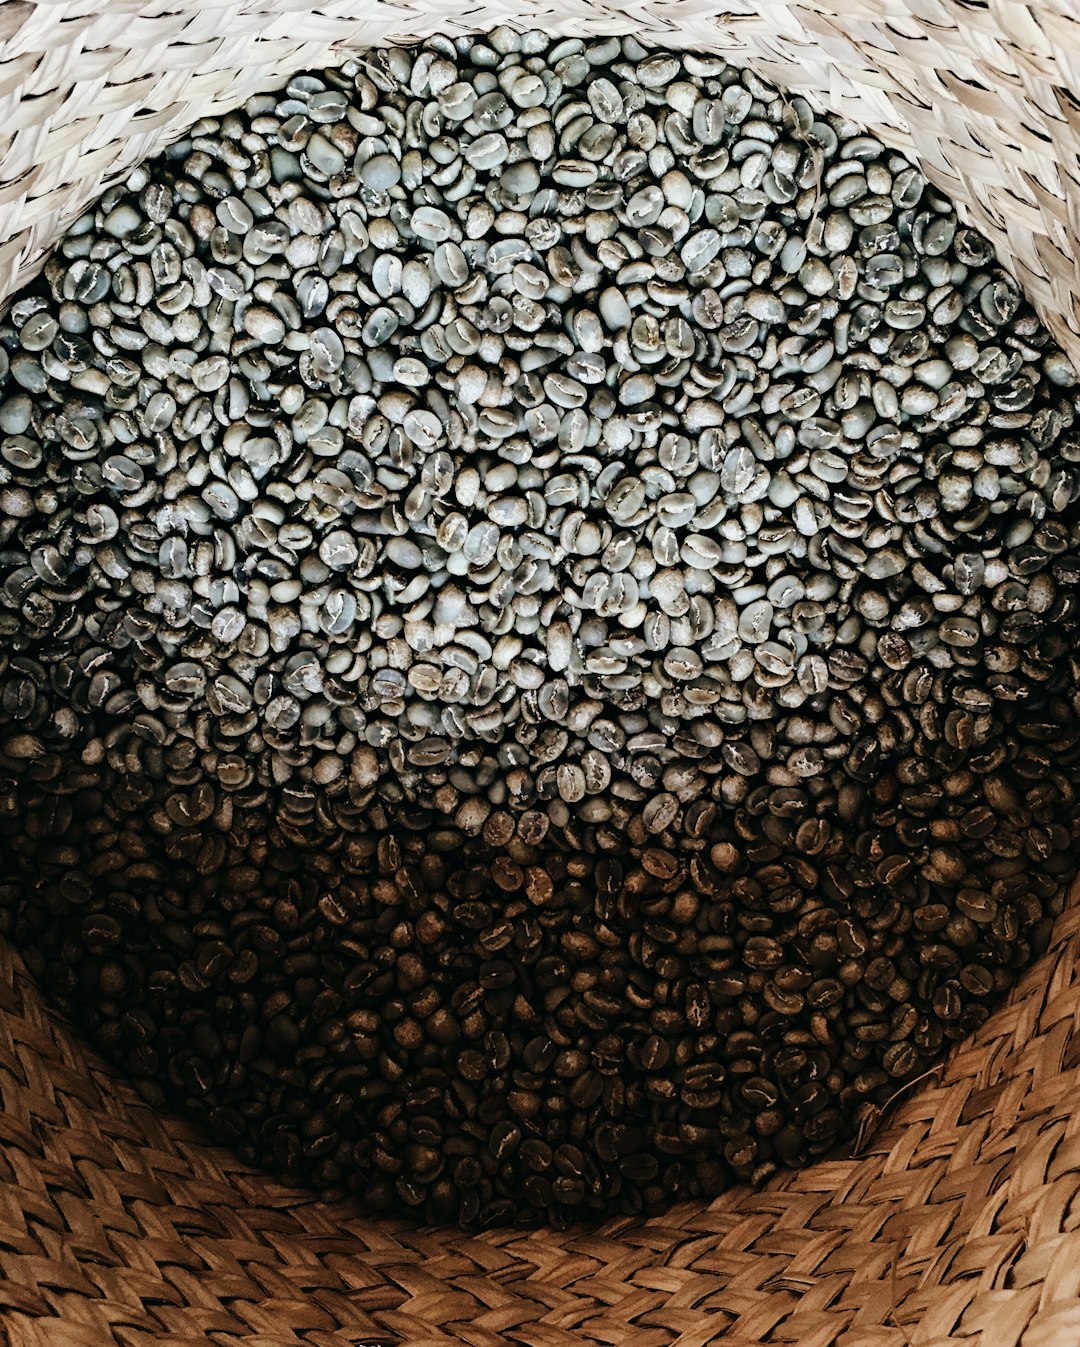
[{"left": 1, "top": 29, "right": 1079, "bottom": 1228}]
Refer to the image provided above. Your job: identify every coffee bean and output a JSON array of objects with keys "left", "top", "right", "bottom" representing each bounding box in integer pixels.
[{"left": 1, "top": 29, "right": 1078, "bottom": 1237}]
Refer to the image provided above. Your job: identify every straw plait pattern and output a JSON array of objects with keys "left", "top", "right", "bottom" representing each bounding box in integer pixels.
[
  {"left": 3, "top": 896, "right": 1080, "bottom": 1347},
  {"left": 1, "top": 1, "right": 1080, "bottom": 363},
  {"left": 3, "top": 2, "right": 1080, "bottom": 1344}
]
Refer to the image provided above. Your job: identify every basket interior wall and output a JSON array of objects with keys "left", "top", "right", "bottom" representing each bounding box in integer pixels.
[{"left": 3, "top": 3, "right": 1080, "bottom": 1347}]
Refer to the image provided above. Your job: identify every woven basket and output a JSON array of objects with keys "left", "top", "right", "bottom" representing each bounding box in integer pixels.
[{"left": 3, "top": 4, "right": 1080, "bottom": 1345}]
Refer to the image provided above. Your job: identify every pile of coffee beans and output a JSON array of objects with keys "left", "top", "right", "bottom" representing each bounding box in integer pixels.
[{"left": 2, "top": 29, "right": 1080, "bottom": 1229}]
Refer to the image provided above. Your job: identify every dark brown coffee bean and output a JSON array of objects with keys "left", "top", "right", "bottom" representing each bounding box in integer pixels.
[
  {"left": 882, "top": 1041, "right": 918, "bottom": 1078},
  {"left": 2, "top": 31, "right": 1078, "bottom": 1241}
]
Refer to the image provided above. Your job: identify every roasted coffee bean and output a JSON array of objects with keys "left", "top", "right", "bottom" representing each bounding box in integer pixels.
[{"left": 1, "top": 29, "right": 1079, "bottom": 1237}]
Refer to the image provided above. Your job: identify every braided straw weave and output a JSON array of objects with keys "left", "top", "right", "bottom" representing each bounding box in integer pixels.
[{"left": 3, "top": 2, "right": 1080, "bottom": 1344}]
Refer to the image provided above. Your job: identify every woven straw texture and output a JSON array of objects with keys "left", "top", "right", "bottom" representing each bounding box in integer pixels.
[{"left": 3, "top": 2, "right": 1080, "bottom": 1345}]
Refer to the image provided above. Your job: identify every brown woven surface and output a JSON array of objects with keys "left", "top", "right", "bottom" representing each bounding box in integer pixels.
[
  {"left": 4, "top": 2, "right": 1080, "bottom": 1344},
  {"left": 4, "top": 894, "right": 1080, "bottom": 1347}
]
